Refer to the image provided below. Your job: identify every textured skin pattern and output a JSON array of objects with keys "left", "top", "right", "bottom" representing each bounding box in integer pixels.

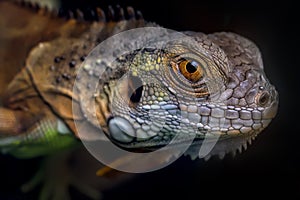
[
  {"left": 0, "top": 1, "right": 278, "bottom": 159},
  {"left": 0, "top": 1, "right": 148, "bottom": 155},
  {"left": 82, "top": 31, "right": 278, "bottom": 155}
]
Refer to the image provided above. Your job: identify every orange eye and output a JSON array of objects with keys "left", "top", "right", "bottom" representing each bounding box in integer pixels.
[{"left": 179, "top": 60, "right": 203, "bottom": 82}]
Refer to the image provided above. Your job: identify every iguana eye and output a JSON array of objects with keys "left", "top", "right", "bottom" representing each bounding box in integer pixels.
[{"left": 178, "top": 59, "right": 203, "bottom": 82}]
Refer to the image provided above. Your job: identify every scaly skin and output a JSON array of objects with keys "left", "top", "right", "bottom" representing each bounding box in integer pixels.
[
  {"left": 0, "top": 0, "right": 278, "bottom": 199},
  {"left": 0, "top": 0, "right": 148, "bottom": 155},
  {"left": 0, "top": 1, "right": 145, "bottom": 199},
  {"left": 76, "top": 31, "right": 278, "bottom": 159},
  {"left": 0, "top": 0, "right": 278, "bottom": 165}
]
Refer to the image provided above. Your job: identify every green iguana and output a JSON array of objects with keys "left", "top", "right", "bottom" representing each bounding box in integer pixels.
[{"left": 0, "top": 0, "right": 278, "bottom": 199}]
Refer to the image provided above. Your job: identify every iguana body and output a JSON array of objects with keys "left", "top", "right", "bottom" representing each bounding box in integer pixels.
[
  {"left": 0, "top": 0, "right": 278, "bottom": 199},
  {"left": 0, "top": 0, "right": 148, "bottom": 158},
  {"left": 0, "top": 1, "right": 148, "bottom": 199}
]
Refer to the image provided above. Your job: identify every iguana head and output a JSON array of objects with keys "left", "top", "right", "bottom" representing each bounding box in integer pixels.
[{"left": 75, "top": 29, "right": 278, "bottom": 158}]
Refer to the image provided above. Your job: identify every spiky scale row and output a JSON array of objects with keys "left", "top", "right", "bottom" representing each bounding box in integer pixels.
[
  {"left": 13, "top": 0, "right": 143, "bottom": 23},
  {"left": 14, "top": 0, "right": 55, "bottom": 15}
]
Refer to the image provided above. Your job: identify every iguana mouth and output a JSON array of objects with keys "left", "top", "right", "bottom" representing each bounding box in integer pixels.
[{"left": 105, "top": 85, "right": 277, "bottom": 150}]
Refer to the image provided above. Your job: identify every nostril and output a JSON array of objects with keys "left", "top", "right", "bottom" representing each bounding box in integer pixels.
[{"left": 257, "top": 91, "right": 270, "bottom": 106}]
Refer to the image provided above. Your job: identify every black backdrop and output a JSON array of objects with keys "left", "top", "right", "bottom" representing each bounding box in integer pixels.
[{"left": 0, "top": 0, "right": 299, "bottom": 199}]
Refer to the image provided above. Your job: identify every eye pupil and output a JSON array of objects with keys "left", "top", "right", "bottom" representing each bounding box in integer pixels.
[{"left": 186, "top": 61, "right": 198, "bottom": 73}]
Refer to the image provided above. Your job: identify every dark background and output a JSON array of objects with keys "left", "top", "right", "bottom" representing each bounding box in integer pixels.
[{"left": 1, "top": 0, "right": 299, "bottom": 199}]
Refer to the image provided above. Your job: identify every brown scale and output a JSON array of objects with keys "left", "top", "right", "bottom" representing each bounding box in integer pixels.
[{"left": 0, "top": 0, "right": 147, "bottom": 136}]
